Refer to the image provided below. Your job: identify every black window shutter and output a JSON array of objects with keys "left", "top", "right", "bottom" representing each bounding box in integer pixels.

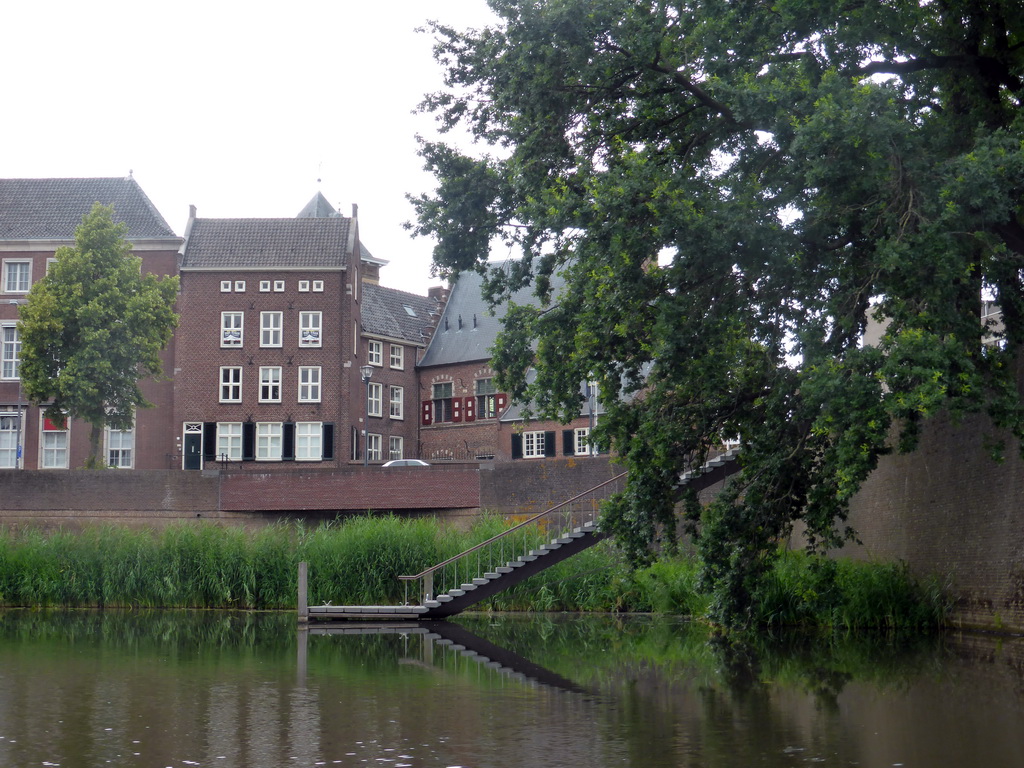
[
  {"left": 242, "top": 422, "right": 256, "bottom": 461},
  {"left": 202, "top": 422, "right": 217, "bottom": 460},
  {"left": 322, "top": 423, "right": 334, "bottom": 460},
  {"left": 562, "top": 429, "right": 574, "bottom": 456},
  {"left": 544, "top": 431, "right": 556, "bottom": 457},
  {"left": 282, "top": 422, "right": 295, "bottom": 461},
  {"left": 511, "top": 433, "right": 523, "bottom": 460}
]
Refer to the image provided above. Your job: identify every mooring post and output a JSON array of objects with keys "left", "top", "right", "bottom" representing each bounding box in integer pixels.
[{"left": 298, "top": 561, "right": 308, "bottom": 623}]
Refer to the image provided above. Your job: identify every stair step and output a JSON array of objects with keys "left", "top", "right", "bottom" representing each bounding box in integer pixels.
[
  {"left": 528, "top": 550, "right": 549, "bottom": 557},
  {"left": 472, "top": 577, "right": 489, "bottom": 585},
  {"left": 519, "top": 555, "right": 538, "bottom": 562},
  {"left": 460, "top": 583, "right": 478, "bottom": 591},
  {"left": 483, "top": 572, "right": 501, "bottom": 579},
  {"left": 542, "top": 542, "right": 562, "bottom": 550},
  {"left": 568, "top": 531, "right": 586, "bottom": 538},
  {"left": 496, "top": 566, "right": 514, "bottom": 574},
  {"left": 553, "top": 536, "right": 573, "bottom": 545},
  {"left": 436, "top": 594, "right": 453, "bottom": 603},
  {"left": 424, "top": 600, "right": 441, "bottom": 609},
  {"left": 506, "top": 561, "right": 526, "bottom": 568},
  {"left": 448, "top": 589, "right": 466, "bottom": 597}
]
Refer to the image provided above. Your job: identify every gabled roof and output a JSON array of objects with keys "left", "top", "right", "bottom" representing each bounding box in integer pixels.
[
  {"left": 361, "top": 282, "right": 436, "bottom": 345},
  {"left": 418, "top": 264, "right": 565, "bottom": 367},
  {"left": 180, "top": 217, "right": 352, "bottom": 269},
  {"left": 0, "top": 177, "right": 177, "bottom": 240},
  {"left": 296, "top": 192, "right": 341, "bottom": 219}
]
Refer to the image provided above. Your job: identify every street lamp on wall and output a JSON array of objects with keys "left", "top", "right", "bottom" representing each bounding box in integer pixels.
[{"left": 360, "top": 364, "right": 373, "bottom": 466}]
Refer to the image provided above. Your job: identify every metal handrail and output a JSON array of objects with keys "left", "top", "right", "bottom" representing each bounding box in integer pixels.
[{"left": 398, "top": 471, "right": 626, "bottom": 604}]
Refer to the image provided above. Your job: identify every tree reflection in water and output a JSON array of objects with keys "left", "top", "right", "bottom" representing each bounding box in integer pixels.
[{"left": 0, "top": 610, "right": 1021, "bottom": 768}]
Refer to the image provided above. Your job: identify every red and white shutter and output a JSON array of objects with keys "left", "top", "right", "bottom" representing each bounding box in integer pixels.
[
  {"left": 464, "top": 396, "right": 476, "bottom": 422},
  {"left": 421, "top": 400, "right": 432, "bottom": 426},
  {"left": 452, "top": 397, "right": 463, "bottom": 422}
]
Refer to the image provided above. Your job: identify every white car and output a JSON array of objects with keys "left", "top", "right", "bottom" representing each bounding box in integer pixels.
[{"left": 380, "top": 459, "right": 430, "bottom": 468}]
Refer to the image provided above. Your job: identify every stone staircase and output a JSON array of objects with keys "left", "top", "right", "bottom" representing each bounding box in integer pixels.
[
  {"left": 417, "top": 519, "right": 606, "bottom": 618},
  {"left": 301, "top": 446, "right": 743, "bottom": 623}
]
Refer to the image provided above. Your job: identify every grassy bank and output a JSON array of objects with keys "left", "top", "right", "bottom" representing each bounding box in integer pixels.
[{"left": 0, "top": 517, "right": 947, "bottom": 630}]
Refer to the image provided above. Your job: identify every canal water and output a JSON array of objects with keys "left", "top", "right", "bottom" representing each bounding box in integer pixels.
[{"left": 0, "top": 611, "right": 1022, "bottom": 768}]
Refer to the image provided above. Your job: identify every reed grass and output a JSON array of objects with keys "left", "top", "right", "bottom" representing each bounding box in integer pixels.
[{"left": 0, "top": 520, "right": 949, "bottom": 630}]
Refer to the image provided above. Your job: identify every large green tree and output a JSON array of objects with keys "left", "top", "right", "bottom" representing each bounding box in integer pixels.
[
  {"left": 410, "top": 0, "right": 1024, "bottom": 626},
  {"left": 19, "top": 203, "right": 179, "bottom": 467}
]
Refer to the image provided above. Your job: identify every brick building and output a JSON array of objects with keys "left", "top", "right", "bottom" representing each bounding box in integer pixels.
[
  {"left": 1, "top": 178, "right": 599, "bottom": 472},
  {"left": 0, "top": 177, "right": 182, "bottom": 470},
  {"left": 175, "top": 193, "right": 436, "bottom": 470},
  {"left": 417, "top": 268, "right": 601, "bottom": 463}
]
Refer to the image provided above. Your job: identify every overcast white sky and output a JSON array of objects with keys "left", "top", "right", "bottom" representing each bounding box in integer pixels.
[{"left": 0, "top": 1, "right": 499, "bottom": 295}]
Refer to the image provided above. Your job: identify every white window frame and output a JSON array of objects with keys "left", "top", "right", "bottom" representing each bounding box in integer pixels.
[
  {"left": 220, "top": 366, "right": 242, "bottom": 403},
  {"left": 312, "top": 280, "right": 324, "bottom": 292},
  {"left": 367, "top": 433, "right": 382, "bottom": 462},
  {"left": 299, "top": 311, "right": 322, "bottom": 347},
  {"left": 0, "top": 411, "right": 23, "bottom": 468},
  {"left": 217, "top": 422, "right": 243, "bottom": 461},
  {"left": 574, "top": 427, "right": 591, "bottom": 456},
  {"left": 259, "top": 366, "right": 282, "bottom": 403},
  {"left": 256, "top": 422, "right": 283, "bottom": 461},
  {"left": 41, "top": 415, "right": 69, "bottom": 469},
  {"left": 234, "top": 280, "right": 246, "bottom": 293},
  {"left": 389, "top": 344, "right": 404, "bottom": 369},
  {"left": 432, "top": 381, "right": 454, "bottom": 423},
  {"left": 260, "top": 280, "right": 271, "bottom": 292},
  {"left": 476, "top": 378, "right": 498, "bottom": 419},
  {"left": 2, "top": 259, "right": 31, "bottom": 294},
  {"left": 523, "top": 430, "right": 546, "bottom": 459},
  {"left": 389, "top": 385, "right": 404, "bottom": 420},
  {"left": 260, "top": 312, "right": 283, "bottom": 347},
  {"left": 106, "top": 426, "right": 134, "bottom": 469},
  {"left": 298, "top": 280, "right": 310, "bottom": 292},
  {"left": 388, "top": 435, "right": 403, "bottom": 461},
  {"left": 367, "top": 339, "right": 383, "bottom": 366},
  {"left": 368, "top": 381, "right": 383, "bottom": 417},
  {"left": 274, "top": 280, "right": 285, "bottom": 292},
  {"left": 220, "top": 280, "right": 232, "bottom": 292},
  {"left": 295, "top": 421, "right": 322, "bottom": 461},
  {"left": 298, "top": 366, "right": 321, "bottom": 403},
  {"left": 221, "top": 312, "right": 243, "bottom": 348},
  {"left": 2, "top": 324, "right": 21, "bottom": 380}
]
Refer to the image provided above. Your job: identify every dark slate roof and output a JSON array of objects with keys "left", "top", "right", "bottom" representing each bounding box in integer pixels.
[
  {"left": 296, "top": 192, "right": 341, "bottom": 219},
  {"left": 418, "top": 264, "right": 565, "bottom": 367},
  {"left": 0, "top": 177, "right": 178, "bottom": 240},
  {"left": 360, "top": 241, "right": 387, "bottom": 265},
  {"left": 180, "top": 217, "right": 352, "bottom": 269},
  {"left": 361, "top": 282, "right": 436, "bottom": 345}
]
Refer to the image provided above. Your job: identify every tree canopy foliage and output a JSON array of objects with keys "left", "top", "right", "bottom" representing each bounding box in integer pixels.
[
  {"left": 19, "top": 203, "right": 179, "bottom": 467},
  {"left": 409, "top": 0, "right": 1024, "bottom": 626}
]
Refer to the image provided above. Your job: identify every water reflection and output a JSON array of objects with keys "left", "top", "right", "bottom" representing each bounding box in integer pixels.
[{"left": 0, "top": 610, "right": 1022, "bottom": 768}]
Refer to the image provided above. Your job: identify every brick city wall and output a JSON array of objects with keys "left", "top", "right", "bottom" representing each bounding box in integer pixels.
[
  {"left": 3, "top": 419, "right": 1024, "bottom": 632},
  {"left": 480, "top": 455, "right": 620, "bottom": 517},
  {"left": 218, "top": 465, "right": 480, "bottom": 512},
  {"left": 842, "top": 410, "right": 1024, "bottom": 631}
]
